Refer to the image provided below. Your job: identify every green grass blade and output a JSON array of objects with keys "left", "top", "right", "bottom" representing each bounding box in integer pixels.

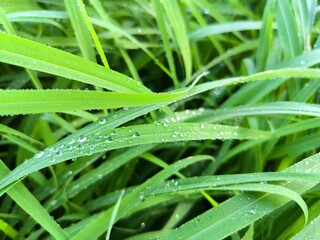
[
  {"left": 161, "top": 0, "right": 192, "bottom": 79},
  {"left": 0, "top": 89, "right": 184, "bottom": 115},
  {"left": 291, "top": 214, "right": 320, "bottom": 240},
  {"left": 189, "top": 21, "right": 262, "bottom": 41},
  {"left": 0, "top": 32, "right": 149, "bottom": 93},
  {"left": 105, "top": 190, "right": 124, "bottom": 240},
  {"left": 63, "top": 0, "right": 95, "bottom": 61},
  {"left": 0, "top": 161, "right": 69, "bottom": 239},
  {"left": 69, "top": 155, "right": 213, "bottom": 239},
  {"left": 77, "top": 0, "right": 109, "bottom": 68},
  {"left": 162, "top": 152, "right": 320, "bottom": 239},
  {"left": 0, "top": 122, "right": 270, "bottom": 193},
  {"left": 256, "top": 0, "right": 275, "bottom": 71},
  {"left": 276, "top": 0, "right": 302, "bottom": 59}
]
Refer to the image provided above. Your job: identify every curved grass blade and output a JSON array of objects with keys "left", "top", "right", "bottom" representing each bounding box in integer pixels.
[
  {"left": 0, "top": 122, "right": 271, "bottom": 193},
  {"left": 0, "top": 161, "right": 69, "bottom": 240},
  {"left": 69, "top": 155, "right": 213, "bottom": 240},
  {"left": 162, "top": 152, "right": 320, "bottom": 240},
  {"left": 0, "top": 32, "right": 149, "bottom": 93},
  {"left": 186, "top": 102, "right": 320, "bottom": 123},
  {"left": 291, "top": 214, "right": 320, "bottom": 240}
]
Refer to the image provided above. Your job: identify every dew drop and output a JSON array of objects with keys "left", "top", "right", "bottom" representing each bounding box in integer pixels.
[
  {"left": 199, "top": 124, "right": 205, "bottom": 129},
  {"left": 78, "top": 135, "right": 87, "bottom": 143},
  {"left": 132, "top": 132, "right": 140, "bottom": 138},
  {"left": 98, "top": 118, "right": 106, "bottom": 125},
  {"left": 250, "top": 208, "right": 257, "bottom": 214},
  {"left": 35, "top": 151, "right": 44, "bottom": 159},
  {"left": 140, "top": 222, "right": 145, "bottom": 229}
]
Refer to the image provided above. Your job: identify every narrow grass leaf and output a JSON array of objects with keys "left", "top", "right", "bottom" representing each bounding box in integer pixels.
[
  {"left": 105, "top": 190, "right": 124, "bottom": 240},
  {"left": 189, "top": 21, "right": 262, "bottom": 41},
  {"left": 0, "top": 161, "right": 69, "bottom": 240},
  {"left": 0, "top": 89, "right": 184, "bottom": 115},
  {"left": 162, "top": 152, "right": 320, "bottom": 239},
  {"left": 0, "top": 32, "right": 150, "bottom": 93},
  {"left": 276, "top": 0, "right": 302, "bottom": 58},
  {"left": 63, "top": 0, "right": 95, "bottom": 61},
  {"left": 0, "top": 123, "right": 270, "bottom": 193},
  {"left": 291, "top": 214, "right": 320, "bottom": 240},
  {"left": 161, "top": 0, "right": 192, "bottom": 79},
  {"left": 69, "top": 155, "right": 213, "bottom": 239}
]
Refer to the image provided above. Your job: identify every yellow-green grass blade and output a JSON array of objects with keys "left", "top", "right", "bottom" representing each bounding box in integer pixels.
[
  {"left": 0, "top": 218, "right": 17, "bottom": 239},
  {"left": 0, "top": 32, "right": 149, "bottom": 93},
  {"left": 76, "top": 0, "right": 109, "bottom": 68},
  {"left": 161, "top": 0, "right": 192, "bottom": 79},
  {"left": 0, "top": 161, "right": 69, "bottom": 239}
]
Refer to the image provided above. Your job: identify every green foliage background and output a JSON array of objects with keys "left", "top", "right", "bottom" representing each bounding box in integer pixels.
[{"left": 1, "top": 0, "right": 320, "bottom": 239}]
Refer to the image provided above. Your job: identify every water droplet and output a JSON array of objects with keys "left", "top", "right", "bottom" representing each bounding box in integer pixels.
[
  {"left": 136, "top": 82, "right": 141, "bottom": 87},
  {"left": 139, "top": 192, "right": 145, "bottom": 201},
  {"left": 111, "top": 131, "right": 118, "bottom": 136},
  {"left": 199, "top": 124, "right": 205, "bottom": 129},
  {"left": 137, "top": 27, "right": 142, "bottom": 33},
  {"left": 67, "top": 171, "right": 73, "bottom": 176},
  {"left": 35, "top": 151, "right": 44, "bottom": 159},
  {"left": 50, "top": 158, "right": 56, "bottom": 163},
  {"left": 250, "top": 208, "right": 257, "bottom": 214},
  {"left": 98, "top": 118, "right": 106, "bottom": 125},
  {"left": 175, "top": 214, "right": 180, "bottom": 220},
  {"left": 219, "top": 131, "right": 224, "bottom": 136},
  {"left": 140, "top": 222, "right": 145, "bottom": 229},
  {"left": 106, "top": 136, "right": 113, "bottom": 143},
  {"left": 203, "top": 8, "right": 210, "bottom": 15},
  {"left": 132, "top": 132, "right": 140, "bottom": 138},
  {"left": 78, "top": 135, "right": 87, "bottom": 143},
  {"left": 163, "top": 122, "right": 168, "bottom": 127}
]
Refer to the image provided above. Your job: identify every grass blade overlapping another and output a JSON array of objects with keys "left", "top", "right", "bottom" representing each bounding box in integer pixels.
[
  {"left": 0, "top": 32, "right": 149, "bottom": 93},
  {"left": 161, "top": 0, "right": 192, "bottom": 80},
  {"left": 0, "top": 122, "right": 270, "bottom": 194},
  {"left": 162, "top": 152, "right": 320, "bottom": 239},
  {"left": 0, "top": 161, "right": 69, "bottom": 239}
]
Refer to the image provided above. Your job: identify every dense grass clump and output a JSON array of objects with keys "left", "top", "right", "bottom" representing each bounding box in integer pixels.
[{"left": 1, "top": 0, "right": 320, "bottom": 239}]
